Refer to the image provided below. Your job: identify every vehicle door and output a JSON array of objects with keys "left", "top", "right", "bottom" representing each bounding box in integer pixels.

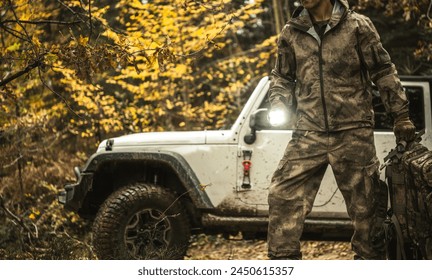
[{"left": 235, "top": 79, "right": 430, "bottom": 218}]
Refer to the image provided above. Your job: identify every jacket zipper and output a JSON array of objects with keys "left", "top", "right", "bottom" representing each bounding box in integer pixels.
[
  {"left": 290, "top": 22, "right": 331, "bottom": 132},
  {"left": 318, "top": 41, "right": 330, "bottom": 132},
  {"left": 290, "top": 7, "right": 349, "bottom": 132}
]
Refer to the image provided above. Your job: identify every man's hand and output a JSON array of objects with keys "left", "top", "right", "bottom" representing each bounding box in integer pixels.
[
  {"left": 268, "top": 103, "right": 289, "bottom": 127},
  {"left": 393, "top": 114, "right": 416, "bottom": 142}
]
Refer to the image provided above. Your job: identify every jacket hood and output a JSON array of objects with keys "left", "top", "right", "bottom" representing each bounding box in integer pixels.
[
  {"left": 291, "top": 0, "right": 349, "bottom": 30},
  {"left": 293, "top": 0, "right": 349, "bottom": 15}
]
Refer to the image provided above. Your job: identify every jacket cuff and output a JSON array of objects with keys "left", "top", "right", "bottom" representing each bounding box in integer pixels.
[{"left": 392, "top": 111, "right": 409, "bottom": 123}]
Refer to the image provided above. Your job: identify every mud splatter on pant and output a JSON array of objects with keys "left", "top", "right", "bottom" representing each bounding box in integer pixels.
[{"left": 267, "top": 128, "right": 387, "bottom": 259}]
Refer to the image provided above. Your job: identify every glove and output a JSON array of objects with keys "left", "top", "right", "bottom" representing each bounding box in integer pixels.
[{"left": 393, "top": 113, "right": 416, "bottom": 142}]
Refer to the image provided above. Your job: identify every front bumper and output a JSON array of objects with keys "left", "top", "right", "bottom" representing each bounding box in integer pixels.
[
  {"left": 58, "top": 166, "right": 93, "bottom": 212},
  {"left": 58, "top": 184, "right": 75, "bottom": 204}
]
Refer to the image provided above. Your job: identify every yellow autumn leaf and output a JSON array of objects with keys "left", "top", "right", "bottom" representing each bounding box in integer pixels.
[
  {"left": 71, "top": 215, "right": 79, "bottom": 223},
  {"left": 174, "top": 64, "right": 188, "bottom": 75},
  {"left": 102, "top": 29, "right": 120, "bottom": 43},
  {"left": 78, "top": 36, "right": 89, "bottom": 46},
  {"left": 32, "top": 36, "right": 41, "bottom": 48},
  {"left": 6, "top": 42, "right": 20, "bottom": 52},
  {"left": 45, "top": 53, "right": 58, "bottom": 64},
  {"left": 166, "top": 99, "right": 174, "bottom": 110}
]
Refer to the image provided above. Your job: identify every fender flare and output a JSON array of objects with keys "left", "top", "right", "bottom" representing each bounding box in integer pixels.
[{"left": 65, "top": 151, "right": 214, "bottom": 212}]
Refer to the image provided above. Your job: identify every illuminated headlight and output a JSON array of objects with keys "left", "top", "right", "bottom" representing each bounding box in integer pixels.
[{"left": 268, "top": 108, "right": 288, "bottom": 127}]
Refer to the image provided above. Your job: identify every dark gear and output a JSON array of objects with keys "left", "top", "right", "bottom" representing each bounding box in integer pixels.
[{"left": 384, "top": 137, "right": 432, "bottom": 259}]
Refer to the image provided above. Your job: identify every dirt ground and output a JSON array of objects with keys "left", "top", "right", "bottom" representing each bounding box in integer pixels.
[{"left": 186, "top": 235, "right": 355, "bottom": 260}]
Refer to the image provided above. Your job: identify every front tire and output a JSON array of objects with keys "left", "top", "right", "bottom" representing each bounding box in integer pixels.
[{"left": 92, "top": 183, "right": 191, "bottom": 259}]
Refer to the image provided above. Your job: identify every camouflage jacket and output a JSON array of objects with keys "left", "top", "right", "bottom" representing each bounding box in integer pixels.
[{"left": 269, "top": 0, "right": 409, "bottom": 132}]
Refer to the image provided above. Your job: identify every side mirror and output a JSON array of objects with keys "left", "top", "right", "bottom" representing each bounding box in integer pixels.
[
  {"left": 244, "top": 107, "right": 293, "bottom": 144},
  {"left": 249, "top": 108, "right": 271, "bottom": 131},
  {"left": 244, "top": 108, "right": 271, "bottom": 144}
]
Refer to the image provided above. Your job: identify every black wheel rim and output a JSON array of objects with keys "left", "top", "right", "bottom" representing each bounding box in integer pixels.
[{"left": 124, "top": 209, "right": 171, "bottom": 259}]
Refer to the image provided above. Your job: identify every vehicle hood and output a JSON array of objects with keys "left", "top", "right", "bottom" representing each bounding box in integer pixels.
[{"left": 97, "top": 130, "right": 234, "bottom": 151}]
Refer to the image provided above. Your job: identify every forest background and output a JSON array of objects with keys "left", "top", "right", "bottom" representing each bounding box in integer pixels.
[{"left": 1, "top": 0, "right": 431, "bottom": 259}]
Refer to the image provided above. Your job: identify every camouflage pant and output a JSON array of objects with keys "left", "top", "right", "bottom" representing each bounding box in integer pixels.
[{"left": 267, "top": 128, "right": 387, "bottom": 259}]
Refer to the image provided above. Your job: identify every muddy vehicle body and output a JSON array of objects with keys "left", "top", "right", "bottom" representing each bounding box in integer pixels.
[{"left": 59, "top": 76, "right": 432, "bottom": 259}]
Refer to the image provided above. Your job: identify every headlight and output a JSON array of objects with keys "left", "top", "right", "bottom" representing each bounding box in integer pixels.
[{"left": 268, "top": 108, "right": 288, "bottom": 127}]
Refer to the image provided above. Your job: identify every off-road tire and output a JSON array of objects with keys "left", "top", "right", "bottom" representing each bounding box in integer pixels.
[{"left": 92, "top": 183, "right": 191, "bottom": 259}]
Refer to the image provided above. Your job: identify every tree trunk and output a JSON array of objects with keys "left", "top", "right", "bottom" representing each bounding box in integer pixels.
[
  {"left": 284, "top": 0, "right": 292, "bottom": 22},
  {"left": 272, "top": 0, "right": 284, "bottom": 32}
]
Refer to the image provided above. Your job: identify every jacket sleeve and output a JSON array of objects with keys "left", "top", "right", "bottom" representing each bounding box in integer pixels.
[
  {"left": 268, "top": 26, "right": 297, "bottom": 109},
  {"left": 357, "top": 15, "right": 409, "bottom": 119}
]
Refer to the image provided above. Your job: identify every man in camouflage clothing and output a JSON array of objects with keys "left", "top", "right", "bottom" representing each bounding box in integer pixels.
[{"left": 267, "top": 0, "right": 416, "bottom": 259}]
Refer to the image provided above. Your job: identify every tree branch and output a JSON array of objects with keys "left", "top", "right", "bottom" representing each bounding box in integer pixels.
[
  {"left": 0, "top": 195, "right": 37, "bottom": 239},
  {"left": 56, "top": 0, "right": 91, "bottom": 29},
  {"left": 0, "top": 19, "right": 82, "bottom": 25},
  {"left": 428, "top": 0, "right": 432, "bottom": 21},
  {"left": 1, "top": 25, "right": 29, "bottom": 41},
  {"left": 0, "top": 59, "right": 42, "bottom": 87},
  {"left": 37, "top": 67, "right": 88, "bottom": 120},
  {"left": 88, "top": 0, "right": 93, "bottom": 40},
  {"left": 7, "top": 0, "right": 37, "bottom": 56}
]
